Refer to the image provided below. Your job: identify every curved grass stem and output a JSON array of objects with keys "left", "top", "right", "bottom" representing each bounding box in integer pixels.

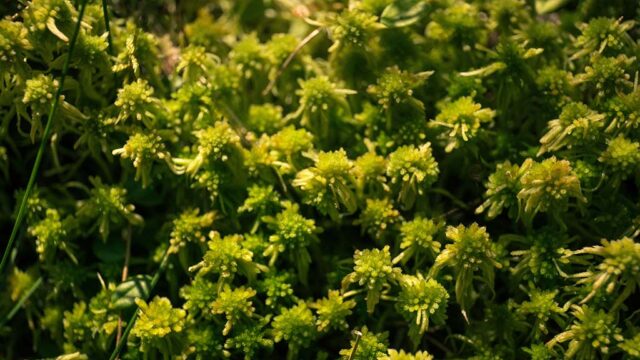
[
  {"left": 108, "top": 249, "right": 171, "bottom": 360},
  {"left": 0, "top": 277, "right": 43, "bottom": 327},
  {"left": 102, "top": 0, "right": 114, "bottom": 56},
  {"left": 0, "top": 0, "right": 89, "bottom": 275}
]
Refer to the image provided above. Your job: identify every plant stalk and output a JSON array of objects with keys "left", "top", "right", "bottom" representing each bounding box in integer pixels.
[{"left": 0, "top": 0, "right": 89, "bottom": 275}]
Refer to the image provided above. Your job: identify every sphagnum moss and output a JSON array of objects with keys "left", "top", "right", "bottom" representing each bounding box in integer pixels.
[{"left": 1, "top": 1, "right": 640, "bottom": 359}]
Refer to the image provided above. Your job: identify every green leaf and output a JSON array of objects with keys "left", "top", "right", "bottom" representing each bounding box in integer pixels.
[
  {"left": 535, "top": 0, "right": 570, "bottom": 14},
  {"left": 380, "top": 0, "right": 429, "bottom": 28},
  {"left": 92, "top": 239, "right": 125, "bottom": 263},
  {"left": 111, "top": 275, "right": 152, "bottom": 310}
]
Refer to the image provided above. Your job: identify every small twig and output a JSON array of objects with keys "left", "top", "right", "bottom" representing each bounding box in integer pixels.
[
  {"left": 101, "top": 0, "right": 114, "bottom": 56},
  {"left": 262, "top": 27, "right": 323, "bottom": 96},
  {"left": 114, "top": 225, "right": 132, "bottom": 356},
  {"left": 429, "top": 187, "right": 469, "bottom": 210},
  {"left": 121, "top": 226, "right": 132, "bottom": 282},
  {"left": 347, "top": 329, "right": 363, "bottom": 360},
  {"left": 426, "top": 334, "right": 453, "bottom": 355}
]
